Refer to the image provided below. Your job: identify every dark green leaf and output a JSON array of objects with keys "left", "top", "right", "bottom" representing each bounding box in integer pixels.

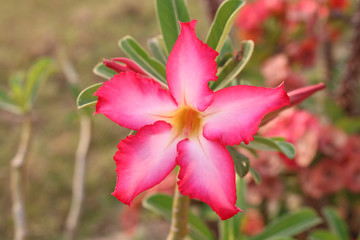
[
  {"left": 143, "top": 194, "right": 215, "bottom": 240},
  {"left": 77, "top": 83, "right": 102, "bottom": 109},
  {"left": 309, "top": 230, "right": 339, "bottom": 240},
  {"left": 119, "top": 36, "right": 167, "bottom": 83},
  {"left": 148, "top": 36, "right": 168, "bottom": 65},
  {"left": 206, "top": 0, "right": 245, "bottom": 53},
  {"left": 93, "top": 62, "right": 117, "bottom": 80},
  {"left": 211, "top": 40, "right": 254, "bottom": 90},
  {"left": 227, "top": 146, "right": 250, "bottom": 178},
  {"left": 25, "top": 58, "right": 56, "bottom": 108},
  {"left": 322, "top": 207, "right": 350, "bottom": 240},
  {"left": 156, "top": 0, "right": 190, "bottom": 54},
  {"left": 249, "top": 167, "right": 261, "bottom": 185},
  {"left": 250, "top": 208, "right": 321, "bottom": 240}
]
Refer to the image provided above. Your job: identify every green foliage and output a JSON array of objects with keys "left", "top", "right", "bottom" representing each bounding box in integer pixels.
[
  {"left": 77, "top": 83, "right": 102, "bottom": 109},
  {"left": 155, "top": 0, "right": 190, "bottom": 54},
  {"left": 143, "top": 194, "right": 215, "bottom": 240},
  {"left": 119, "top": 36, "right": 167, "bottom": 83},
  {"left": 250, "top": 208, "right": 322, "bottom": 240},
  {"left": 93, "top": 62, "right": 117, "bottom": 80},
  {"left": 322, "top": 207, "right": 350, "bottom": 240},
  {"left": 227, "top": 146, "right": 250, "bottom": 178},
  {"left": 0, "top": 58, "right": 55, "bottom": 114},
  {"left": 211, "top": 40, "right": 254, "bottom": 90},
  {"left": 148, "top": 35, "right": 168, "bottom": 65},
  {"left": 206, "top": 0, "right": 245, "bottom": 53},
  {"left": 249, "top": 166, "right": 261, "bottom": 184},
  {"left": 244, "top": 136, "right": 296, "bottom": 159},
  {"left": 309, "top": 230, "right": 339, "bottom": 240}
]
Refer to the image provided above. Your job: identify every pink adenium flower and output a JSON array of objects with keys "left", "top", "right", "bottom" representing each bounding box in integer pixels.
[{"left": 94, "top": 20, "right": 289, "bottom": 220}]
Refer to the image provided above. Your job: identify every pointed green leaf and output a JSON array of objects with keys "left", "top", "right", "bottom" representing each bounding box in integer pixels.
[
  {"left": 212, "top": 40, "right": 254, "bottom": 90},
  {"left": 156, "top": 0, "right": 190, "bottom": 54},
  {"left": 93, "top": 62, "right": 117, "bottom": 80},
  {"left": 148, "top": 36, "right": 168, "bottom": 65},
  {"left": 119, "top": 36, "right": 167, "bottom": 83},
  {"left": 77, "top": 83, "right": 102, "bottom": 109},
  {"left": 309, "top": 230, "right": 339, "bottom": 240},
  {"left": 25, "top": 58, "right": 56, "bottom": 108},
  {"left": 206, "top": 0, "right": 245, "bottom": 53},
  {"left": 0, "top": 88, "right": 22, "bottom": 114},
  {"left": 227, "top": 146, "right": 250, "bottom": 178},
  {"left": 322, "top": 207, "right": 350, "bottom": 240},
  {"left": 249, "top": 166, "right": 261, "bottom": 184},
  {"left": 244, "top": 136, "right": 296, "bottom": 159},
  {"left": 250, "top": 208, "right": 321, "bottom": 240},
  {"left": 143, "top": 194, "right": 215, "bottom": 240}
]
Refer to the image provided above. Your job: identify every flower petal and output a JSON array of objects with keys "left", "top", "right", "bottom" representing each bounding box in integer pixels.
[
  {"left": 176, "top": 136, "right": 240, "bottom": 220},
  {"left": 203, "top": 84, "right": 290, "bottom": 145},
  {"left": 166, "top": 20, "right": 218, "bottom": 111},
  {"left": 95, "top": 72, "right": 177, "bottom": 130},
  {"left": 112, "top": 121, "right": 180, "bottom": 205}
]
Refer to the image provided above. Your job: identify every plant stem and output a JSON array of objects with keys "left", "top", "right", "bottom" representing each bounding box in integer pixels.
[
  {"left": 63, "top": 115, "right": 91, "bottom": 240},
  {"left": 166, "top": 186, "right": 190, "bottom": 240},
  {"left": 11, "top": 115, "right": 32, "bottom": 240},
  {"left": 338, "top": 1, "right": 360, "bottom": 116}
]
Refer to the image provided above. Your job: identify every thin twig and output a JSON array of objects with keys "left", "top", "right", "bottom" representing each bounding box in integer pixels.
[
  {"left": 58, "top": 49, "right": 92, "bottom": 240},
  {"left": 166, "top": 185, "right": 190, "bottom": 240},
  {"left": 338, "top": 1, "right": 360, "bottom": 116},
  {"left": 63, "top": 115, "right": 91, "bottom": 240},
  {"left": 11, "top": 115, "right": 32, "bottom": 240}
]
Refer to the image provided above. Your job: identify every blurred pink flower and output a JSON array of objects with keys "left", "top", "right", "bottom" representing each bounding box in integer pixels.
[
  {"left": 344, "top": 154, "right": 360, "bottom": 193},
  {"left": 300, "top": 159, "right": 344, "bottom": 198},
  {"left": 319, "top": 125, "right": 348, "bottom": 161},
  {"left": 262, "top": 54, "right": 307, "bottom": 91}
]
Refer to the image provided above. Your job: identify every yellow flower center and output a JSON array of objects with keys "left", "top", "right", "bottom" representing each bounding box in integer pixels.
[{"left": 171, "top": 106, "right": 202, "bottom": 138}]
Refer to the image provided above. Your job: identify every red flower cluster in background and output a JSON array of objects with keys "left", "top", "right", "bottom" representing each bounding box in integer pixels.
[{"left": 236, "top": 0, "right": 349, "bottom": 68}]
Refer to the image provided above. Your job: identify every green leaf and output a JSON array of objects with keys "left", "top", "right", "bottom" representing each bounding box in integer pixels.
[
  {"left": 322, "top": 207, "right": 350, "bottom": 240},
  {"left": 156, "top": 0, "right": 190, "bottom": 54},
  {"left": 227, "top": 146, "right": 249, "bottom": 178},
  {"left": 119, "top": 36, "right": 167, "bottom": 83},
  {"left": 148, "top": 36, "right": 168, "bottom": 65},
  {"left": 309, "top": 230, "right": 339, "bottom": 240},
  {"left": 9, "top": 71, "right": 25, "bottom": 108},
  {"left": 250, "top": 208, "right": 322, "bottom": 240},
  {"left": 206, "top": 0, "right": 245, "bottom": 53},
  {"left": 212, "top": 40, "right": 254, "bottom": 90},
  {"left": 267, "top": 237, "right": 296, "bottom": 240},
  {"left": 24, "top": 58, "right": 56, "bottom": 109},
  {"left": 143, "top": 194, "right": 215, "bottom": 240},
  {"left": 244, "top": 136, "right": 296, "bottom": 159},
  {"left": 0, "top": 88, "right": 22, "bottom": 114},
  {"left": 249, "top": 166, "right": 261, "bottom": 184},
  {"left": 76, "top": 83, "right": 102, "bottom": 109},
  {"left": 93, "top": 62, "right": 117, "bottom": 80}
]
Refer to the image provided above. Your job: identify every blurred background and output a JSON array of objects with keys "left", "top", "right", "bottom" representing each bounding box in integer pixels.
[{"left": 1, "top": 0, "right": 359, "bottom": 239}]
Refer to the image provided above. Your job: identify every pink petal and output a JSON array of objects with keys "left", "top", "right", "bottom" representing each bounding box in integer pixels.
[
  {"left": 94, "top": 72, "right": 177, "bottom": 130},
  {"left": 112, "top": 121, "right": 180, "bottom": 205},
  {"left": 203, "top": 84, "right": 290, "bottom": 145},
  {"left": 166, "top": 20, "right": 218, "bottom": 111},
  {"left": 176, "top": 136, "right": 240, "bottom": 220}
]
